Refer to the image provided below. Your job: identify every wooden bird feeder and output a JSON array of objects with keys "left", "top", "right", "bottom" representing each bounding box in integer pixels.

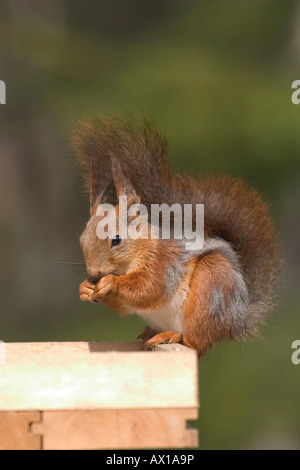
[{"left": 0, "top": 341, "right": 199, "bottom": 450}]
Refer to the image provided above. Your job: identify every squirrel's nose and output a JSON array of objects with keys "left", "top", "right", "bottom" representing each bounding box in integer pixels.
[{"left": 86, "top": 267, "right": 102, "bottom": 283}]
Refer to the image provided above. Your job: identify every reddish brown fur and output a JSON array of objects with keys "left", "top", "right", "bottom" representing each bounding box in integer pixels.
[
  {"left": 93, "top": 238, "right": 182, "bottom": 310},
  {"left": 183, "top": 253, "right": 239, "bottom": 357}
]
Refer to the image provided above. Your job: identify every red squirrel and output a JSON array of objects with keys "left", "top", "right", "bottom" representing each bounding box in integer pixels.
[{"left": 73, "top": 116, "right": 281, "bottom": 357}]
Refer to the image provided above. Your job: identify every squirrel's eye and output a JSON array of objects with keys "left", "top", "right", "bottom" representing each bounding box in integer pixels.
[{"left": 111, "top": 235, "right": 122, "bottom": 248}]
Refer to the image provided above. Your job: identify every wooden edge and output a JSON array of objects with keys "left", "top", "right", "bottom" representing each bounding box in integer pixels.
[
  {"left": 4, "top": 341, "right": 196, "bottom": 354},
  {"left": 0, "top": 411, "right": 42, "bottom": 450},
  {"left": 31, "top": 408, "right": 198, "bottom": 450},
  {"left": 1, "top": 342, "right": 198, "bottom": 411},
  {"left": 5, "top": 341, "right": 145, "bottom": 354}
]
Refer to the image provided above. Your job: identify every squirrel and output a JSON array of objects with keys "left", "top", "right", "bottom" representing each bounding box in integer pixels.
[{"left": 72, "top": 115, "right": 281, "bottom": 358}]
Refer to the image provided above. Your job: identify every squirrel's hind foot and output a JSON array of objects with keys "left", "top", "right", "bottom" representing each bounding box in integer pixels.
[{"left": 143, "top": 330, "right": 184, "bottom": 349}]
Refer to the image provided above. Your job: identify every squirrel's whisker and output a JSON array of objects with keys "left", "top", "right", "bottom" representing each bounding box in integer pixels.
[{"left": 41, "top": 261, "right": 85, "bottom": 265}]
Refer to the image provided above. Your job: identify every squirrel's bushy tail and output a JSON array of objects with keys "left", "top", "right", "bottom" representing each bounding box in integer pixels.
[{"left": 196, "top": 175, "right": 282, "bottom": 332}]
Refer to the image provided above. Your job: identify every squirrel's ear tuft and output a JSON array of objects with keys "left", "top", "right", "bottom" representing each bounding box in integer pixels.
[
  {"left": 111, "top": 156, "right": 140, "bottom": 207},
  {"left": 72, "top": 113, "right": 170, "bottom": 209},
  {"left": 71, "top": 119, "right": 114, "bottom": 207}
]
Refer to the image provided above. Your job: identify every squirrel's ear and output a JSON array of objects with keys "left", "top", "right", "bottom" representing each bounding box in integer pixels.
[
  {"left": 111, "top": 157, "right": 140, "bottom": 207},
  {"left": 89, "top": 178, "right": 118, "bottom": 215},
  {"left": 90, "top": 195, "right": 101, "bottom": 216}
]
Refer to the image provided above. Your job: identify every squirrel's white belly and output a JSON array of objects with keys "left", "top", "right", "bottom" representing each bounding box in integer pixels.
[{"left": 135, "top": 287, "right": 188, "bottom": 334}]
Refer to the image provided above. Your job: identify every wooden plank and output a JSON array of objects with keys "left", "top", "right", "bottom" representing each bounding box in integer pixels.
[
  {"left": 0, "top": 342, "right": 198, "bottom": 411},
  {"left": 0, "top": 411, "right": 41, "bottom": 450},
  {"left": 31, "top": 409, "right": 198, "bottom": 450},
  {"left": 4, "top": 341, "right": 145, "bottom": 355}
]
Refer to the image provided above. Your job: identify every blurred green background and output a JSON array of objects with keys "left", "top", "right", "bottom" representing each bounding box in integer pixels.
[{"left": 0, "top": 0, "right": 300, "bottom": 450}]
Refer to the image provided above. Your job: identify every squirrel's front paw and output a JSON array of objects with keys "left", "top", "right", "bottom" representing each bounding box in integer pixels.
[
  {"left": 79, "top": 279, "right": 96, "bottom": 302},
  {"left": 92, "top": 274, "right": 118, "bottom": 301}
]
